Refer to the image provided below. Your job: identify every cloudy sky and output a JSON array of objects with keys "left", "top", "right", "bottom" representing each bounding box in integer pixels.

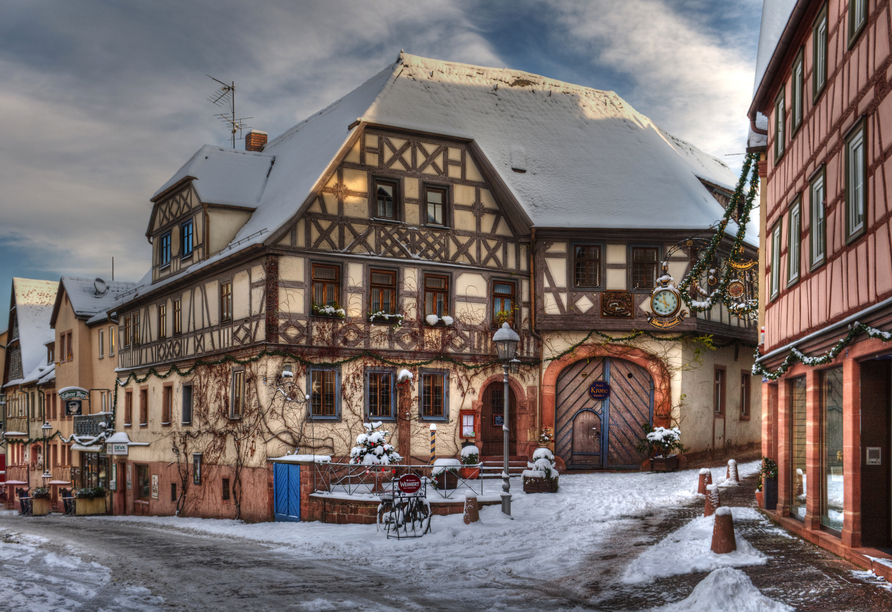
[{"left": 0, "top": 0, "right": 764, "bottom": 321}]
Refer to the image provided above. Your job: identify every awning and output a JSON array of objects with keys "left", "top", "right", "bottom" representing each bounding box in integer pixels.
[{"left": 71, "top": 444, "right": 103, "bottom": 453}]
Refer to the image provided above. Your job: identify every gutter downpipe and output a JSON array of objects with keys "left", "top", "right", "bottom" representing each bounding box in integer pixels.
[{"left": 528, "top": 228, "right": 544, "bottom": 435}]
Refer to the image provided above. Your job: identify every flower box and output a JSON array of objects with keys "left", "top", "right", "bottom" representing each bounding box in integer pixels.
[
  {"left": 31, "top": 497, "right": 52, "bottom": 516},
  {"left": 650, "top": 455, "right": 679, "bottom": 472},
  {"left": 368, "top": 312, "right": 404, "bottom": 327},
  {"left": 522, "top": 475, "right": 559, "bottom": 494},
  {"left": 435, "top": 470, "right": 459, "bottom": 490},
  {"left": 460, "top": 467, "right": 480, "bottom": 480},
  {"left": 75, "top": 497, "right": 107, "bottom": 516}
]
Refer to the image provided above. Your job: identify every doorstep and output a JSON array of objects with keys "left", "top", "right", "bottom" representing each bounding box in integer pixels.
[{"left": 760, "top": 508, "right": 892, "bottom": 582}]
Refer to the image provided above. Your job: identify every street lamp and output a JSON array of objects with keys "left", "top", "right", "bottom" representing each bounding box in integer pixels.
[
  {"left": 41, "top": 421, "right": 53, "bottom": 482},
  {"left": 492, "top": 322, "right": 520, "bottom": 516}
]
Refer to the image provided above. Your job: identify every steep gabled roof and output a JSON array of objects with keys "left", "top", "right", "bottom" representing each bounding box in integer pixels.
[
  {"left": 50, "top": 277, "right": 139, "bottom": 328},
  {"left": 7, "top": 278, "right": 58, "bottom": 384},
  {"left": 139, "top": 53, "right": 747, "bottom": 301}
]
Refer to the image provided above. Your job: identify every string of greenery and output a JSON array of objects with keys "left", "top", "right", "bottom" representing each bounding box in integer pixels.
[
  {"left": 752, "top": 322, "right": 892, "bottom": 381},
  {"left": 678, "top": 151, "right": 761, "bottom": 317}
]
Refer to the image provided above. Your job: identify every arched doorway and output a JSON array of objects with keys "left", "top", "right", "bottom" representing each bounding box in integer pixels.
[
  {"left": 480, "top": 382, "right": 517, "bottom": 456},
  {"left": 555, "top": 357, "right": 654, "bottom": 469}
]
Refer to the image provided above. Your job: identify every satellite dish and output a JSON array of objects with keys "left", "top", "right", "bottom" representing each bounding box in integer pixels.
[{"left": 94, "top": 278, "right": 109, "bottom": 296}]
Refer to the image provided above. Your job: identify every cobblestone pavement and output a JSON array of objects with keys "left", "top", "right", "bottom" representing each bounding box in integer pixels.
[{"left": 568, "top": 470, "right": 892, "bottom": 611}]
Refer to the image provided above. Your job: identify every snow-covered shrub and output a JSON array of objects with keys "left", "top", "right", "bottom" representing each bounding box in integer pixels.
[
  {"left": 349, "top": 422, "right": 402, "bottom": 466},
  {"left": 396, "top": 369, "right": 413, "bottom": 390},
  {"left": 522, "top": 448, "right": 559, "bottom": 493},
  {"left": 31, "top": 487, "right": 50, "bottom": 499},
  {"left": 636, "top": 422, "right": 687, "bottom": 458},
  {"left": 461, "top": 445, "right": 480, "bottom": 466},
  {"left": 424, "top": 314, "right": 455, "bottom": 326}
]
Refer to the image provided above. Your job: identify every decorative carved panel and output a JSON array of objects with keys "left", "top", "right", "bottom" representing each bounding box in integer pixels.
[{"left": 601, "top": 291, "right": 634, "bottom": 318}]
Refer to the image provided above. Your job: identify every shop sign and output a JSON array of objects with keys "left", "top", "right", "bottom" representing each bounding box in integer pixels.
[
  {"left": 65, "top": 400, "right": 83, "bottom": 416},
  {"left": 59, "top": 388, "right": 90, "bottom": 401},
  {"left": 106, "top": 443, "right": 129, "bottom": 456},
  {"left": 398, "top": 474, "right": 422, "bottom": 495},
  {"left": 588, "top": 381, "right": 610, "bottom": 401}
]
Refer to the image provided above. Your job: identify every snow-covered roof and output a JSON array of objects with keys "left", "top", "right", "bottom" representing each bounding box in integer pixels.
[
  {"left": 151, "top": 145, "right": 275, "bottom": 207},
  {"left": 749, "top": 0, "right": 802, "bottom": 117},
  {"left": 747, "top": 113, "right": 769, "bottom": 150},
  {"left": 22, "top": 362, "right": 55, "bottom": 386},
  {"left": 52, "top": 277, "right": 138, "bottom": 327},
  {"left": 148, "top": 53, "right": 742, "bottom": 274},
  {"left": 9, "top": 278, "right": 58, "bottom": 382}
]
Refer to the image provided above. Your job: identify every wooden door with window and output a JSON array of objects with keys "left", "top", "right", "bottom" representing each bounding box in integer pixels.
[{"left": 480, "top": 383, "right": 516, "bottom": 456}]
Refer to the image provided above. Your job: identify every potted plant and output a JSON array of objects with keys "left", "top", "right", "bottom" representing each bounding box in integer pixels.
[
  {"left": 460, "top": 445, "right": 480, "bottom": 479},
  {"left": 74, "top": 486, "right": 108, "bottom": 515},
  {"left": 760, "top": 456, "right": 778, "bottom": 511},
  {"left": 522, "top": 448, "right": 559, "bottom": 493},
  {"left": 432, "top": 458, "right": 460, "bottom": 490},
  {"left": 312, "top": 303, "right": 346, "bottom": 319},
  {"left": 31, "top": 487, "right": 52, "bottom": 516},
  {"left": 636, "top": 422, "right": 687, "bottom": 471},
  {"left": 495, "top": 305, "right": 519, "bottom": 327},
  {"left": 538, "top": 427, "right": 554, "bottom": 448},
  {"left": 396, "top": 369, "right": 413, "bottom": 391}
]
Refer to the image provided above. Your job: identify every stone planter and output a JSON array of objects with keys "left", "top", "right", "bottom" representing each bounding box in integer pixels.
[
  {"left": 75, "top": 496, "right": 107, "bottom": 516},
  {"left": 460, "top": 467, "right": 480, "bottom": 480},
  {"left": 31, "top": 497, "right": 52, "bottom": 516},
  {"left": 651, "top": 455, "right": 679, "bottom": 472},
  {"left": 522, "top": 475, "right": 559, "bottom": 494}
]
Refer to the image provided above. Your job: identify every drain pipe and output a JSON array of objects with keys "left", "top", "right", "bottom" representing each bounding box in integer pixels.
[{"left": 528, "top": 229, "right": 545, "bottom": 436}]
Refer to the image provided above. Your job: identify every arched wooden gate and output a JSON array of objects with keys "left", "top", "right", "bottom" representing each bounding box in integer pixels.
[{"left": 555, "top": 357, "right": 654, "bottom": 469}]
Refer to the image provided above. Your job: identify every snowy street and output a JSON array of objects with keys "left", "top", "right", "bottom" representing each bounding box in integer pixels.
[{"left": 1, "top": 461, "right": 891, "bottom": 611}]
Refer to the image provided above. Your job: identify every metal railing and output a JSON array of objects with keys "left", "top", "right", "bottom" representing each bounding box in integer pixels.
[
  {"left": 312, "top": 462, "right": 489, "bottom": 500},
  {"left": 73, "top": 414, "right": 111, "bottom": 437}
]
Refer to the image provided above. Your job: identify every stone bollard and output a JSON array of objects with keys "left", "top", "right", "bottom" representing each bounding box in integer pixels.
[
  {"left": 704, "top": 484, "right": 721, "bottom": 517},
  {"left": 726, "top": 459, "right": 739, "bottom": 484},
  {"left": 711, "top": 507, "right": 737, "bottom": 554},
  {"left": 463, "top": 495, "right": 480, "bottom": 524},
  {"left": 698, "top": 468, "right": 713, "bottom": 495}
]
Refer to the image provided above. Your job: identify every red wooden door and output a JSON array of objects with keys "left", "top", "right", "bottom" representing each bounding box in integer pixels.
[{"left": 480, "top": 383, "right": 516, "bottom": 456}]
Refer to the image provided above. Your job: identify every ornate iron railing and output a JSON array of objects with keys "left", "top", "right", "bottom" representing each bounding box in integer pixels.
[
  {"left": 312, "top": 462, "right": 490, "bottom": 500},
  {"left": 73, "top": 413, "right": 112, "bottom": 437}
]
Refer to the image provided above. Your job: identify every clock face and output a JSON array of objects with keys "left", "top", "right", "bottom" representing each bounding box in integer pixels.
[
  {"left": 651, "top": 288, "right": 680, "bottom": 317},
  {"left": 728, "top": 280, "right": 745, "bottom": 298}
]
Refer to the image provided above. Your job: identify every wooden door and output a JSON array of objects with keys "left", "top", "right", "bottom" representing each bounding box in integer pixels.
[
  {"left": 480, "top": 383, "right": 516, "bottom": 456},
  {"left": 115, "top": 461, "right": 127, "bottom": 515},
  {"left": 274, "top": 463, "right": 301, "bottom": 522},
  {"left": 556, "top": 358, "right": 653, "bottom": 469}
]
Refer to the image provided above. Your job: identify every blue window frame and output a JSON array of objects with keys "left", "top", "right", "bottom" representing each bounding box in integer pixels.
[
  {"left": 181, "top": 219, "right": 194, "bottom": 258},
  {"left": 159, "top": 232, "right": 171, "bottom": 267}
]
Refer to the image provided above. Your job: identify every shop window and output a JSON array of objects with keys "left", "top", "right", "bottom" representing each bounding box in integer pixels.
[
  {"left": 312, "top": 264, "right": 340, "bottom": 308},
  {"left": 790, "top": 377, "right": 808, "bottom": 520},
  {"left": 492, "top": 281, "right": 516, "bottom": 327},
  {"left": 821, "top": 367, "right": 844, "bottom": 532},
  {"left": 631, "top": 246, "right": 659, "bottom": 290},
  {"left": 423, "top": 274, "right": 449, "bottom": 317},
  {"left": 420, "top": 370, "right": 448, "bottom": 421},
  {"left": 366, "top": 370, "right": 395, "bottom": 420},
  {"left": 137, "top": 465, "right": 151, "bottom": 501},
  {"left": 574, "top": 244, "right": 601, "bottom": 288},
  {"left": 309, "top": 367, "right": 339, "bottom": 419}
]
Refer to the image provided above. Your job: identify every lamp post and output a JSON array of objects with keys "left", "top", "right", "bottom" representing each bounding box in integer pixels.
[
  {"left": 492, "top": 322, "right": 520, "bottom": 516},
  {"left": 41, "top": 421, "right": 53, "bottom": 484}
]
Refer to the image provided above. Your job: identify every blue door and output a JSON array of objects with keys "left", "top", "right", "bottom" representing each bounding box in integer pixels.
[{"left": 274, "top": 463, "right": 301, "bottom": 522}]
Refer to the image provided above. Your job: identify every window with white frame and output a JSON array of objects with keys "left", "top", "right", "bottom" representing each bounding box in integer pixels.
[
  {"left": 810, "top": 169, "right": 826, "bottom": 267},
  {"left": 846, "top": 121, "right": 866, "bottom": 240},
  {"left": 787, "top": 199, "right": 801, "bottom": 286},
  {"left": 98, "top": 328, "right": 104, "bottom": 359},
  {"left": 792, "top": 50, "right": 803, "bottom": 132},
  {"left": 774, "top": 90, "right": 785, "bottom": 161},
  {"left": 813, "top": 4, "right": 828, "bottom": 99},
  {"left": 849, "top": 0, "right": 867, "bottom": 44},
  {"left": 770, "top": 221, "right": 782, "bottom": 299}
]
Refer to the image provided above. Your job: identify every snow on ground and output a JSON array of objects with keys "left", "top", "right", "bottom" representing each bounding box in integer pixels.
[
  {"left": 652, "top": 567, "right": 793, "bottom": 612},
  {"left": 621, "top": 507, "right": 767, "bottom": 583},
  {"left": 0, "top": 529, "right": 165, "bottom": 611},
  {"left": 94, "top": 461, "right": 761, "bottom": 586}
]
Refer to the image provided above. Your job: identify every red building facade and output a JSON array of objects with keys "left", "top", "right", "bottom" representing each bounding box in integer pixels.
[{"left": 750, "top": 0, "right": 892, "bottom": 569}]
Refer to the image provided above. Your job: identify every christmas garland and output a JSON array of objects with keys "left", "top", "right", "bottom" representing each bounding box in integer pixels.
[
  {"left": 752, "top": 322, "right": 892, "bottom": 380},
  {"left": 678, "top": 152, "right": 761, "bottom": 316}
]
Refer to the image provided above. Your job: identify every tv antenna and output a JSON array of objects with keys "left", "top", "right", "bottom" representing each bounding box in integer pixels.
[{"left": 207, "top": 75, "right": 253, "bottom": 148}]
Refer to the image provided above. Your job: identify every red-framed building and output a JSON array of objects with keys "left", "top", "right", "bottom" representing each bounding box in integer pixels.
[{"left": 749, "top": 0, "right": 892, "bottom": 573}]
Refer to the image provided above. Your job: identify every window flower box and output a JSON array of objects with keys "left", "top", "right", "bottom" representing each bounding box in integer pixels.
[
  {"left": 368, "top": 311, "right": 404, "bottom": 327},
  {"left": 424, "top": 314, "right": 455, "bottom": 327},
  {"left": 311, "top": 304, "right": 346, "bottom": 319}
]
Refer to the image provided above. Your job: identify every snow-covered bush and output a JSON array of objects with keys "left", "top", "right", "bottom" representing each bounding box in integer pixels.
[
  {"left": 636, "top": 422, "right": 687, "bottom": 458},
  {"left": 396, "top": 369, "right": 413, "bottom": 390},
  {"left": 461, "top": 444, "right": 480, "bottom": 466},
  {"left": 424, "top": 314, "right": 455, "bottom": 326},
  {"left": 522, "top": 448, "right": 559, "bottom": 493},
  {"left": 349, "top": 422, "right": 402, "bottom": 466}
]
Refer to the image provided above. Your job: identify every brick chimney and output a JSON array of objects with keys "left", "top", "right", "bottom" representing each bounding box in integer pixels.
[{"left": 245, "top": 129, "right": 268, "bottom": 152}]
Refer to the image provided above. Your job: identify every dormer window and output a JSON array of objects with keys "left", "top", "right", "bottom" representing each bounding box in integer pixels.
[
  {"left": 47, "top": 344, "right": 54, "bottom": 365},
  {"left": 159, "top": 231, "right": 171, "bottom": 268}
]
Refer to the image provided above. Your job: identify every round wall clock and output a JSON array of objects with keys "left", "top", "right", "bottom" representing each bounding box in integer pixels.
[
  {"left": 728, "top": 280, "right": 745, "bottom": 299},
  {"left": 651, "top": 287, "right": 680, "bottom": 317}
]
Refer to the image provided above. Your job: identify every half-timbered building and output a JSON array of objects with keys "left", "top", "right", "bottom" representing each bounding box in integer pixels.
[
  {"left": 111, "top": 53, "right": 760, "bottom": 521},
  {"left": 750, "top": 0, "right": 892, "bottom": 568}
]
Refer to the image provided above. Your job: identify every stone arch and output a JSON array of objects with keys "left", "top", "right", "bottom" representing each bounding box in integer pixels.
[{"left": 470, "top": 374, "right": 533, "bottom": 458}]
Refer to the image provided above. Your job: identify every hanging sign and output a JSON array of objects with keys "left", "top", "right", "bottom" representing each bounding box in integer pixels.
[
  {"left": 588, "top": 381, "right": 610, "bottom": 401},
  {"left": 65, "top": 400, "right": 83, "bottom": 416},
  {"left": 59, "top": 387, "right": 89, "bottom": 401},
  {"left": 493, "top": 414, "right": 504, "bottom": 427},
  {"left": 398, "top": 474, "right": 422, "bottom": 495}
]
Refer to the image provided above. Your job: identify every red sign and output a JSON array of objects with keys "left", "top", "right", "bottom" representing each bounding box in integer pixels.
[{"left": 398, "top": 474, "right": 422, "bottom": 494}]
